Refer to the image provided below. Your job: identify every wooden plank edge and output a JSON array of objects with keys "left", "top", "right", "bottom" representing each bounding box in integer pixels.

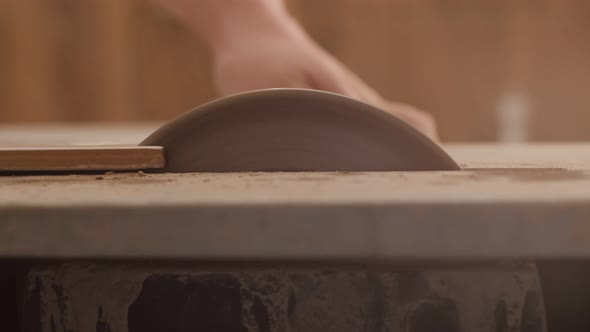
[{"left": 0, "top": 146, "right": 165, "bottom": 172}]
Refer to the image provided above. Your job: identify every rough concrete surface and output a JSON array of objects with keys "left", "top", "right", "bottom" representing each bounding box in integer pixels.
[{"left": 24, "top": 262, "right": 545, "bottom": 332}]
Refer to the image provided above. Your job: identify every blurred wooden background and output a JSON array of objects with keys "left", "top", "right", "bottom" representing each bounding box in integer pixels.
[{"left": 1, "top": 0, "right": 589, "bottom": 141}]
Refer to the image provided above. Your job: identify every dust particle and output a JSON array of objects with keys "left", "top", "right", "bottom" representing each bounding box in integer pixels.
[
  {"left": 95, "top": 176, "right": 104, "bottom": 180},
  {"left": 137, "top": 171, "right": 146, "bottom": 177}
]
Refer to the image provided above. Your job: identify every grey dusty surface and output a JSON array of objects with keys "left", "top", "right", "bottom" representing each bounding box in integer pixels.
[
  {"left": 2, "top": 168, "right": 590, "bottom": 260},
  {"left": 1, "top": 124, "right": 590, "bottom": 260}
]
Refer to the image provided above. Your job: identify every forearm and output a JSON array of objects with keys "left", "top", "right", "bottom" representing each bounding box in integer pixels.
[{"left": 155, "top": 0, "right": 306, "bottom": 53}]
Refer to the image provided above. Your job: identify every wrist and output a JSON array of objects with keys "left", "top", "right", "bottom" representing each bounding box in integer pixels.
[{"left": 185, "top": 0, "right": 307, "bottom": 54}]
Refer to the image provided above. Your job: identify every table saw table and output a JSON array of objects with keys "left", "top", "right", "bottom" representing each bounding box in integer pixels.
[{"left": 2, "top": 124, "right": 590, "bottom": 331}]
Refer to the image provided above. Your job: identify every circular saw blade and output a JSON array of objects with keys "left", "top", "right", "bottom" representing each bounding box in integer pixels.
[{"left": 141, "top": 89, "right": 461, "bottom": 172}]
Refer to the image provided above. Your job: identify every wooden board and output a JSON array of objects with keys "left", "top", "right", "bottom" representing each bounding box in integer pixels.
[
  {"left": 0, "top": 123, "right": 158, "bottom": 147},
  {"left": 447, "top": 143, "right": 590, "bottom": 171},
  {"left": 3, "top": 124, "right": 590, "bottom": 170},
  {"left": 0, "top": 123, "right": 163, "bottom": 171},
  {"left": 0, "top": 146, "right": 165, "bottom": 171},
  {"left": 3, "top": 1, "right": 590, "bottom": 142}
]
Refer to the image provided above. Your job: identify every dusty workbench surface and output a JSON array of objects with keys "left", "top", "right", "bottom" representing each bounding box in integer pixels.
[{"left": 1, "top": 124, "right": 590, "bottom": 260}]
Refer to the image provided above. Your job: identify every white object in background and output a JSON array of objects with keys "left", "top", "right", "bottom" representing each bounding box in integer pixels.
[{"left": 496, "top": 92, "right": 532, "bottom": 142}]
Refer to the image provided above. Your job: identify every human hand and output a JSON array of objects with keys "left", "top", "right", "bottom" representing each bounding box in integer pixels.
[
  {"left": 212, "top": 24, "right": 438, "bottom": 140},
  {"left": 152, "top": 0, "right": 438, "bottom": 140}
]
